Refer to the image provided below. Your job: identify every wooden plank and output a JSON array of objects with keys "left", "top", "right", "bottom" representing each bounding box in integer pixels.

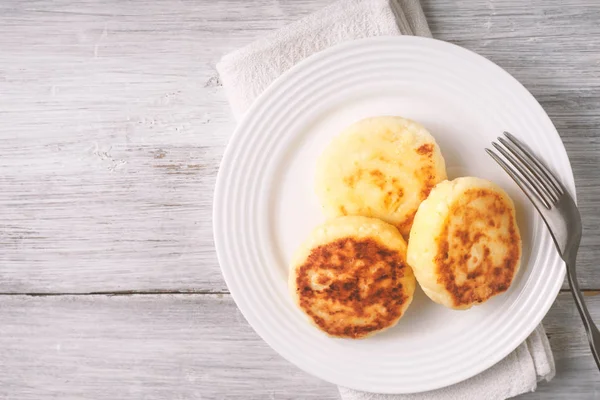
[
  {"left": 0, "top": 0, "right": 599, "bottom": 293},
  {"left": 0, "top": 0, "right": 329, "bottom": 294},
  {"left": 0, "top": 293, "right": 338, "bottom": 400},
  {"left": 0, "top": 292, "right": 598, "bottom": 399}
]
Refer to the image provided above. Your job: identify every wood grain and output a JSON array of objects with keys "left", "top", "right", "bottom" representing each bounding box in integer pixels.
[
  {"left": 0, "top": 0, "right": 599, "bottom": 293},
  {"left": 0, "top": 292, "right": 598, "bottom": 399},
  {"left": 1, "top": 1, "right": 599, "bottom": 398},
  {"left": 0, "top": 294, "right": 337, "bottom": 400}
]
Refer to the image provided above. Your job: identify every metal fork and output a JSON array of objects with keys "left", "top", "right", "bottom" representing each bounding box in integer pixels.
[{"left": 486, "top": 131, "right": 600, "bottom": 370}]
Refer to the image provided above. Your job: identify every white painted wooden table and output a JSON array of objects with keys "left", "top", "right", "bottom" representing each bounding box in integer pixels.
[{"left": 1, "top": 0, "right": 599, "bottom": 398}]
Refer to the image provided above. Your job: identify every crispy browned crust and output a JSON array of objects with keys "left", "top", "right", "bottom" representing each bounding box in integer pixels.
[
  {"left": 294, "top": 237, "right": 410, "bottom": 339},
  {"left": 414, "top": 144, "right": 437, "bottom": 204},
  {"left": 435, "top": 188, "right": 521, "bottom": 308}
]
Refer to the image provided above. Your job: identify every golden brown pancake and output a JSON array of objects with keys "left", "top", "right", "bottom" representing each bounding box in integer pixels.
[
  {"left": 315, "top": 116, "right": 447, "bottom": 237},
  {"left": 289, "top": 216, "right": 416, "bottom": 338},
  {"left": 407, "top": 177, "right": 521, "bottom": 310}
]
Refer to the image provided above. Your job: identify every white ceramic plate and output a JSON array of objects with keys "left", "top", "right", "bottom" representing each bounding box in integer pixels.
[{"left": 213, "top": 37, "right": 575, "bottom": 394}]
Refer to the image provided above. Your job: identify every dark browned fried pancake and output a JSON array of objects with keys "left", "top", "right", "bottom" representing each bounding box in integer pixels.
[
  {"left": 289, "top": 216, "right": 416, "bottom": 338},
  {"left": 407, "top": 177, "right": 521, "bottom": 310}
]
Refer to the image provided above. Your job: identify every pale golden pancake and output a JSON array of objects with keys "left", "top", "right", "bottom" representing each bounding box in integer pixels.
[
  {"left": 407, "top": 177, "right": 521, "bottom": 310},
  {"left": 315, "top": 116, "right": 446, "bottom": 237},
  {"left": 289, "top": 216, "right": 416, "bottom": 338}
]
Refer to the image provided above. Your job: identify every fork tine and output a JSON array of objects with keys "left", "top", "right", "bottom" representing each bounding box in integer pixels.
[
  {"left": 503, "top": 131, "right": 564, "bottom": 195},
  {"left": 491, "top": 142, "right": 553, "bottom": 209},
  {"left": 497, "top": 137, "right": 559, "bottom": 203},
  {"left": 486, "top": 148, "right": 551, "bottom": 210}
]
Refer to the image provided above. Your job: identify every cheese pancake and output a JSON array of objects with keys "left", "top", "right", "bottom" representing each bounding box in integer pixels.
[
  {"left": 407, "top": 177, "right": 521, "bottom": 310},
  {"left": 289, "top": 216, "right": 416, "bottom": 339},
  {"left": 315, "top": 116, "right": 447, "bottom": 237}
]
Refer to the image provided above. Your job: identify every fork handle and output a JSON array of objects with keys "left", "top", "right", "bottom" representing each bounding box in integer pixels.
[{"left": 566, "top": 263, "right": 600, "bottom": 370}]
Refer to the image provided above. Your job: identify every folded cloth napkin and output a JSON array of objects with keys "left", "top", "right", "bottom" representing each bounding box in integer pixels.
[
  {"left": 216, "top": 0, "right": 556, "bottom": 398},
  {"left": 339, "top": 325, "right": 555, "bottom": 400},
  {"left": 218, "top": 0, "right": 431, "bottom": 118}
]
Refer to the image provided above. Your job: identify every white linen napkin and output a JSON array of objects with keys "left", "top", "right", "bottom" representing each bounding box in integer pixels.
[
  {"left": 339, "top": 325, "right": 555, "bottom": 400},
  {"left": 218, "top": 0, "right": 431, "bottom": 118},
  {"left": 216, "top": 0, "right": 556, "bottom": 398}
]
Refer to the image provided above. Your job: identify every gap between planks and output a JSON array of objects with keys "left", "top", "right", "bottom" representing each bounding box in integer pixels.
[
  {"left": 0, "top": 290, "right": 229, "bottom": 296},
  {"left": 0, "top": 289, "right": 598, "bottom": 297}
]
